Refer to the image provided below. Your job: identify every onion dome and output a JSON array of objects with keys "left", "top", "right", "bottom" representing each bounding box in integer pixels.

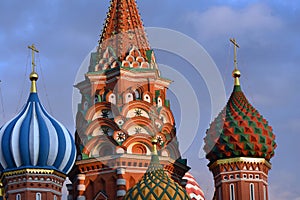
[
  {"left": 204, "top": 68, "right": 277, "bottom": 164},
  {"left": 124, "top": 139, "right": 190, "bottom": 200},
  {"left": 0, "top": 44, "right": 76, "bottom": 174},
  {"left": 183, "top": 172, "right": 205, "bottom": 200}
]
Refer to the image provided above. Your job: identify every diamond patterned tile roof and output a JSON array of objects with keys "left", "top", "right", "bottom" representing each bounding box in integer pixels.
[
  {"left": 204, "top": 72, "right": 276, "bottom": 163},
  {"left": 124, "top": 142, "right": 190, "bottom": 200}
]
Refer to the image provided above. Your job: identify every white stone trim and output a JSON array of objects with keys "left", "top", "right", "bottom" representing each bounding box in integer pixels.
[
  {"left": 117, "top": 190, "right": 126, "bottom": 197},
  {"left": 7, "top": 188, "right": 62, "bottom": 195},
  {"left": 77, "top": 174, "right": 86, "bottom": 181},
  {"left": 215, "top": 178, "right": 268, "bottom": 187},
  {"left": 116, "top": 179, "right": 126, "bottom": 186},
  {"left": 7, "top": 179, "right": 63, "bottom": 187},
  {"left": 117, "top": 168, "right": 126, "bottom": 175},
  {"left": 77, "top": 184, "right": 86, "bottom": 191}
]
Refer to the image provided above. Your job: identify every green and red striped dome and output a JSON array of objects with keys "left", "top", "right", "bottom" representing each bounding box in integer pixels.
[{"left": 204, "top": 71, "right": 276, "bottom": 163}]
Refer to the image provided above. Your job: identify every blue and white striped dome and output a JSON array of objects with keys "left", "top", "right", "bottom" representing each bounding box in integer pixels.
[{"left": 0, "top": 93, "right": 76, "bottom": 174}]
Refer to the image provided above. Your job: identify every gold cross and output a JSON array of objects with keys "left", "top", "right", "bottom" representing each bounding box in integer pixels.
[
  {"left": 230, "top": 38, "right": 239, "bottom": 70},
  {"left": 28, "top": 44, "right": 39, "bottom": 73}
]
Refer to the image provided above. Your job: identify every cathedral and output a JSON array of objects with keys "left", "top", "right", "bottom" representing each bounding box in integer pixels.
[{"left": 0, "top": 0, "right": 276, "bottom": 200}]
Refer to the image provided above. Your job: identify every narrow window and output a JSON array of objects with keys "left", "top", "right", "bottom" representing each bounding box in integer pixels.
[
  {"left": 250, "top": 183, "right": 255, "bottom": 200},
  {"left": 143, "top": 94, "right": 151, "bottom": 103},
  {"left": 157, "top": 97, "right": 163, "bottom": 107},
  {"left": 109, "top": 94, "right": 116, "bottom": 104},
  {"left": 16, "top": 194, "right": 21, "bottom": 200},
  {"left": 126, "top": 93, "right": 133, "bottom": 103},
  {"left": 230, "top": 184, "right": 235, "bottom": 200},
  {"left": 263, "top": 185, "right": 267, "bottom": 200},
  {"left": 36, "top": 193, "right": 41, "bottom": 200},
  {"left": 54, "top": 195, "right": 57, "bottom": 200},
  {"left": 134, "top": 90, "right": 140, "bottom": 99}
]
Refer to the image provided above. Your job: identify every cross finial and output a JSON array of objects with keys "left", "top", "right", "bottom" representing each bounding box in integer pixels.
[
  {"left": 28, "top": 44, "right": 39, "bottom": 73},
  {"left": 28, "top": 44, "right": 39, "bottom": 93},
  {"left": 230, "top": 38, "right": 241, "bottom": 86},
  {"left": 230, "top": 38, "right": 239, "bottom": 70}
]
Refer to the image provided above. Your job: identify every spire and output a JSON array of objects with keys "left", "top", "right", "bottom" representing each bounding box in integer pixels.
[
  {"left": 98, "top": 0, "right": 151, "bottom": 60},
  {"left": 230, "top": 38, "right": 240, "bottom": 86},
  {"left": 28, "top": 44, "right": 39, "bottom": 93},
  {"left": 147, "top": 138, "right": 162, "bottom": 172}
]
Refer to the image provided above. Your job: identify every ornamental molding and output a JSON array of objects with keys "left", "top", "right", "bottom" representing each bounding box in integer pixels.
[
  {"left": 209, "top": 157, "right": 271, "bottom": 170},
  {"left": 1, "top": 168, "right": 66, "bottom": 180}
]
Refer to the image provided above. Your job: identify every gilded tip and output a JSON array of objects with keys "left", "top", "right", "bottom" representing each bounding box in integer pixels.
[
  {"left": 232, "top": 69, "right": 241, "bottom": 78},
  {"left": 30, "top": 72, "right": 38, "bottom": 93},
  {"left": 152, "top": 138, "right": 158, "bottom": 145},
  {"left": 232, "top": 69, "right": 241, "bottom": 86},
  {"left": 30, "top": 72, "right": 39, "bottom": 81},
  {"left": 152, "top": 138, "right": 158, "bottom": 155}
]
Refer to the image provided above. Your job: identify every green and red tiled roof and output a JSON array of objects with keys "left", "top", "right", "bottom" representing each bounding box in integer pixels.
[
  {"left": 204, "top": 82, "right": 277, "bottom": 163},
  {"left": 124, "top": 141, "right": 190, "bottom": 200}
]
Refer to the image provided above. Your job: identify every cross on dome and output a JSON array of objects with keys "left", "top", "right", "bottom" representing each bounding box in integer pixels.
[
  {"left": 28, "top": 44, "right": 39, "bottom": 93},
  {"left": 230, "top": 38, "right": 241, "bottom": 86}
]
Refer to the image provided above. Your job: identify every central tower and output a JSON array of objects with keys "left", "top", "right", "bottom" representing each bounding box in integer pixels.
[{"left": 68, "top": 1, "right": 190, "bottom": 199}]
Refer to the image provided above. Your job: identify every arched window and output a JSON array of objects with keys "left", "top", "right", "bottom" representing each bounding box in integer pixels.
[
  {"left": 16, "top": 194, "right": 21, "bottom": 200},
  {"left": 157, "top": 97, "right": 163, "bottom": 107},
  {"left": 54, "top": 195, "right": 57, "bottom": 200},
  {"left": 230, "top": 184, "right": 235, "bottom": 200},
  {"left": 250, "top": 183, "right": 255, "bottom": 200},
  {"left": 95, "top": 95, "right": 101, "bottom": 103},
  {"left": 83, "top": 101, "right": 89, "bottom": 111},
  {"left": 143, "top": 94, "right": 151, "bottom": 103},
  {"left": 36, "top": 193, "right": 42, "bottom": 200},
  {"left": 134, "top": 89, "right": 140, "bottom": 99},
  {"left": 125, "top": 93, "right": 134, "bottom": 103},
  {"left": 263, "top": 185, "right": 267, "bottom": 200},
  {"left": 109, "top": 93, "right": 116, "bottom": 104}
]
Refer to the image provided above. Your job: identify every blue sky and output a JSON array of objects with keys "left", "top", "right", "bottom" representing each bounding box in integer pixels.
[{"left": 0, "top": 1, "right": 299, "bottom": 199}]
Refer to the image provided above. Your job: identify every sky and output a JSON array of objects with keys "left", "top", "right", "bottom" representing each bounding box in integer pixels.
[{"left": 0, "top": 0, "right": 300, "bottom": 199}]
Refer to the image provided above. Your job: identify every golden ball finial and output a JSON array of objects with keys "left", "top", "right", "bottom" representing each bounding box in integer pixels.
[
  {"left": 152, "top": 138, "right": 158, "bottom": 145},
  {"left": 232, "top": 69, "right": 241, "bottom": 78},
  {"left": 232, "top": 69, "right": 241, "bottom": 86},
  {"left": 29, "top": 72, "right": 38, "bottom": 93},
  {"left": 30, "top": 72, "right": 39, "bottom": 81},
  {"left": 151, "top": 138, "right": 158, "bottom": 155}
]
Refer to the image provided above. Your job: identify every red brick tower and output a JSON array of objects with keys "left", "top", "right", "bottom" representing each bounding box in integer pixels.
[
  {"left": 68, "top": 1, "right": 190, "bottom": 199},
  {"left": 204, "top": 39, "right": 277, "bottom": 200}
]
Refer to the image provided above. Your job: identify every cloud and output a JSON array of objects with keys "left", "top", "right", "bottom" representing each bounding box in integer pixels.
[
  {"left": 1, "top": 1, "right": 300, "bottom": 200},
  {"left": 185, "top": 3, "right": 282, "bottom": 39}
]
